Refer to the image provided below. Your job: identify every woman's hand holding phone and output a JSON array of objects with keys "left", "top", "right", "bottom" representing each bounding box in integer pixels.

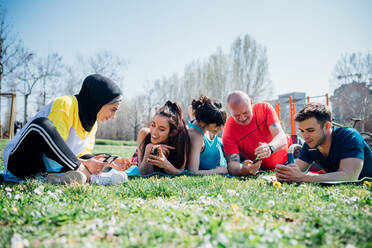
[{"left": 148, "top": 146, "right": 172, "bottom": 169}]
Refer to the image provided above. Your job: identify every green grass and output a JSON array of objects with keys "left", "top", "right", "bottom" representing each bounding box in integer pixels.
[
  {"left": 95, "top": 138, "right": 136, "bottom": 146},
  {"left": 1, "top": 139, "right": 372, "bottom": 247}
]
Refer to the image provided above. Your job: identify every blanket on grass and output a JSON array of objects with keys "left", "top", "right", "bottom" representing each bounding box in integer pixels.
[
  {"left": 4, "top": 167, "right": 369, "bottom": 184},
  {"left": 0, "top": 166, "right": 267, "bottom": 182},
  {"left": 124, "top": 165, "right": 267, "bottom": 178},
  {"left": 260, "top": 175, "right": 372, "bottom": 185}
]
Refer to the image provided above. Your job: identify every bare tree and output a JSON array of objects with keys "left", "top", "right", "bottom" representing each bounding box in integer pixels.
[
  {"left": 36, "top": 53, "right": 63, "bottom": 108},
  {"left": 0, "top": 8, "right": 32, "bottom": 133},
  {"left": 128, "top": 95, "right": 147, "bottom": 141},
  {"left": 0, "top": 9, "right": 24, "bottom": 90},
  {"left": 330, "top": 52, "right": 372, "bottom": 132},
  {"left": 99, "top": 34, "right": 273, "bottom": 140},
  {"left": 79, "top": 50, "right": 127, "bottom": 90},
  {"left": 330, "top": 52, "right": 372, "bottom": 90},
  {"left": 331, "top": 82, "right": 372, "bottom": 132},
  {"left": 230, "top": 34, "right": 273, "bottom": 101},
  {"left": 13, "top": 53, "right": 62, "bottom": 122},
  {"left": 96, "top": 100, "right": 132, "bottom": 140},
  {"left": 62, "top": 51, "right": 127, "bottom": 96},
  {"left": 73, "top": 51, "right": 129, "bottom": 139},
  {"left": 206, "top": 48, "right": 230, "bottom": 101},
  {"left": 146, "top": 34, "right": 273, "bottom": 112},
  {"left": 63, "top": 66, "right": 82, "bottom": 95}
]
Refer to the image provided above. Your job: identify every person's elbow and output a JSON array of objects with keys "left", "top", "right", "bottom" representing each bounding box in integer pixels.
[
  {"left": 278, "top": 132, "right": 288, "bottom": 146},
  {"left": 339, "top": 158, "right": 364, "bottom": 180},
  {"left": 341, "top": 170, "right": 361, "bottom": 181},
  {"left": 271, "top": 131, "right": 287, "bottom": 148},
  {"left": 347, "top": 167, "right": 363, "bottom": 181},
  {"left": 138, "top": 163, "right": 147, "bottom": 175},
  {"left": 188, "top": 165, "right": 198, "bottom": 174},
  {"left": 228, "top": 164, "right": 240, "bottom": 176}
]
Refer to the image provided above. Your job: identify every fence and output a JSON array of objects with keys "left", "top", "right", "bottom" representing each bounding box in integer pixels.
[{"left": 272, "top": 93, "right": 329, "bottom": 142}]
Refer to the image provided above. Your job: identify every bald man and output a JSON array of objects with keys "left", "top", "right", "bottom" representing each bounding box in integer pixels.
[{"left": 222, "top": 91, "right": 290, "bottom": 176}]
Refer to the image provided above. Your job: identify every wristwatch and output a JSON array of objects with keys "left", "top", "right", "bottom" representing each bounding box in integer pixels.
[{"left": 269, "top": 144, "right": 275, "bottom": 155}]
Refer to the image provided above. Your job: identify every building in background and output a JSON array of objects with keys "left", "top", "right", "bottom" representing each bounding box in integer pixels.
[
  {"left": 274, "top": 92, "right": 306, "bottom": 134},
  {"left": 331, "top": 82, "right": 372, "bottom": 133}
]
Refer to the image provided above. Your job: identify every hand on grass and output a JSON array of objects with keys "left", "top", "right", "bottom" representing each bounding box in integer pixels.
[
  {"left": 240, "top": 159, "right": 262, "bottom": 176},
  {"left": 275, "top": 164, "right": 307, "bottom": 182}
]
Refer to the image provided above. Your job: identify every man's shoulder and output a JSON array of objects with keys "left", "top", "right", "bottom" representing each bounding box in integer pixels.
[
  {"left": 332, "top": 127, "right": 367, "bottom": 155},
  {"left": 252, "top": 102, "right": 275, "bottom": 117},
  {"left": 224, "top": 116, "right": 236, "bottom": 130},
  {"left": 224, "top": 116, "right": 247, "bottom": 133},
  {"left": 333, "top": 127, "right": 362, "bottom": 142},
  {"left": 334, "top": 126, "right": 357, "bottom": 134},
  {"left": 252, "top": 102, "right": 271, "bottom": 110},
  {"left": 222, "top": 117, "right": 240, "bottom": 143}
]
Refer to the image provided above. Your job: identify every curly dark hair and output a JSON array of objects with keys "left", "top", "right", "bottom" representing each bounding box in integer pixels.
[
  {"left": 295, "top": 102, "right": 332, "bottom": 127},
  {"left": 191, "top": 95, "right": 227, "bottom": 126}
]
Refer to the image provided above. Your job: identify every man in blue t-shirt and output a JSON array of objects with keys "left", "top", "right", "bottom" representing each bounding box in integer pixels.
[{"left": 275, "top": 102, "right": 372, "bottom": 182}]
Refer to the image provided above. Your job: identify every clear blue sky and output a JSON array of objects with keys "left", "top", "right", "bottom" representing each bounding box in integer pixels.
[{"left": 4, "top": 0, "right": 372, "bottom": 100}]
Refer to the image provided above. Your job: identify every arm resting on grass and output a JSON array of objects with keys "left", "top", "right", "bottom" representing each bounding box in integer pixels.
[
  {"left": 275, "top": 158, "right": 363, "bottom": 182},
  {"left": 305, "top": 158, "right": 363, "bottom": 182},
  {"left": 227, "top": 153, "right": 260, "bottom": 176}
]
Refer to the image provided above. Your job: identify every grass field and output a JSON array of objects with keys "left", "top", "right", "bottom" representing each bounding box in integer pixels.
[{"left": 0, "top": 139, "right": 372, "bottom": 247}]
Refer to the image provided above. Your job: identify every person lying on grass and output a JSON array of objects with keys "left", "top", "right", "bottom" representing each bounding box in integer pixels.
[
  {"left": 275, "top": 102, "right": 372, "bottom": 183},
  {"left": 137, "top": 101, "right": 190, "bottom": 175},
  {"left": 2, "top": 74, "right": 132, "bottom": 185},
  {"left": 223, "top": 91, "right": 290, "bottom": 176},
  {"left": 187, "top": 95, "right": 228, "bottom": 175}
]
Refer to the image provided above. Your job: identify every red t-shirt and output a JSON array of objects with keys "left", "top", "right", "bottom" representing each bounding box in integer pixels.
[{"left": 222, "top": 102, "right": 288, "bottom": 170}]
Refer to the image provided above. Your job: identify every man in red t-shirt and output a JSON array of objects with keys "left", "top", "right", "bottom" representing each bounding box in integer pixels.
[{"left": 223, "top": 91, "right": 289, "bottom": 176}]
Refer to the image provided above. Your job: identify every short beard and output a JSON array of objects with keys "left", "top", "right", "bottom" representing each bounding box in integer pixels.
[{"left": 313, "top": 130, "right": 326, "bottom": 148}]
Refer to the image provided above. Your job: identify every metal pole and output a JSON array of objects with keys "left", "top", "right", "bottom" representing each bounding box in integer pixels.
[
  {"left": 289, "top": 96, "right": 297, "bottom": 143},
  {"left": 275, "top": 103, "right": 280, "bottom": 120},
  {"left": 9, "top": 93, "right": 15, "bottom": 139}
]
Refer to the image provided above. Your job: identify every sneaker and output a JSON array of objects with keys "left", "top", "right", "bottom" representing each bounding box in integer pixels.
[
  {"left": 47, "top": 171, "right": 87, "bottom": 185},
  {"left": 90, "top": 170, "right": 128, "bottom": 185}
]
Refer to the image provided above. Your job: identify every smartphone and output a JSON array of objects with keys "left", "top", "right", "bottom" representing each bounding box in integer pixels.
[
  {"left": 275, "top": 164, "right": 287, "bottom": 167},
  {"left": 151, "top": 147, "right": 159, "bottom": 156},
  {"left": 103, "top": 155, "right": 118, "bottom": 163},
  {"left": 252, "top": 156, "right": 261, "bottom": 164}
]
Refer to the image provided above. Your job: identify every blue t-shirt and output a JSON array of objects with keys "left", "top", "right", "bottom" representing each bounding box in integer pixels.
[{"left": 299, "top": 127, "right": 372, "bottom": 179}]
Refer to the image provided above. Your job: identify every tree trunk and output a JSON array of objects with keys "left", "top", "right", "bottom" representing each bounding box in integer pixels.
[{"left": 24, "top": 93, "right": 29, "bottom": 123}]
